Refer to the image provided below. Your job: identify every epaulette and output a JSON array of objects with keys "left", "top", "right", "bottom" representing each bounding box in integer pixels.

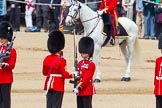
[
  {"left": 59, "top": 55, "right": 65, "bottom": 60},
  {"left": 89, "top": 58, "right": 93, "bottom": 63}
]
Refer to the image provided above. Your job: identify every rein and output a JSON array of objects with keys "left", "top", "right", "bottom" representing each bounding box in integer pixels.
[
  {"left": 82, "top": 16, "right": 99, "bottom": 23},
  {"left": 85, "top": 16, "right": 101, "bottom": 37},
  {"left": 80, "top": 12, "right": 101, "bottom": 37}
]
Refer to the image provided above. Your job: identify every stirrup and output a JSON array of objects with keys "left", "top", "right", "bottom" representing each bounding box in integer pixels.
[{"left": 110, "top": 38, "right": 115, "bottom": 45}]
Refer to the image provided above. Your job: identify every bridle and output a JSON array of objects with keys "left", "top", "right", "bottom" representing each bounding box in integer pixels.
[
  {"left": 67, "top": 3, "right": 101, "bottom": 36},
  {"left": 67, "top": 4, "right": 81, "bottom": 23}
]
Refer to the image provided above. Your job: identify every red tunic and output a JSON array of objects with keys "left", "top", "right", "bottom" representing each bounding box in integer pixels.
[
  {"left": 154, "top": 57, "right": 162, "bottom": 95},
  {"left": 99, "top": 0, "right": 118, "bottom": 18},
  {"left": 77, "top": 59, "right": 96, "bottom": 96},
  {"left": 0, "top": 46, "right": 17, "bottom": 84},
  {"left": 42, "top": 54, "right": 72, "bottom": 92},
  {"left": 99, "top": 0, "right": 118, "bottom": 41}
]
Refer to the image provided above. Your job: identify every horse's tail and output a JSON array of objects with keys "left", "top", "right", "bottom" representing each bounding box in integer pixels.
[{"left": 133, "top": 38, "right": 143, "bottom": 64}]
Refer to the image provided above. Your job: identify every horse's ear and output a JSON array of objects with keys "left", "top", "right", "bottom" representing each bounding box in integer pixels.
[
  {"left": 71, "top": 0, "right": 75, "bottom": 4},
  {"left": 73, "top": 0, "right": 78, "bottom": 3},
  {"left": 78, "top": 3, "right": 81, "bottom": 9}
]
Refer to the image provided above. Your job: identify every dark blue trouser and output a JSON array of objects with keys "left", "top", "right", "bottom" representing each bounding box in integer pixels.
[
  {"left": 9, "top": 7, "right": 21, "bottom": 31},
  {"left": 0, "top": 84, "right": 12, "bottom": 108},
  {"left": 47, "top": 90, "right": 64, "bottom": 108},
  {"left": 0, "top": 16, "right": 4, "bottom": 22},
  {"left": 156, "top": 95, "right": 162, "bottom": 108},
  {"left": 36, "top": 5, "right": 49, "bottom": 30},
  {"left": 77, "top": 95, "right": 92, "bottom": 108},
  {"left": 48, "top": 6, "right": 60, "bottom": 32}
]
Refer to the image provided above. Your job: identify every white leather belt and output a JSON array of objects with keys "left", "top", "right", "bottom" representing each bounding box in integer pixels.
[
  {"left": 156, "top": 76, "right": 162, "bottom": 80},
  {"left": 50, "top": 74, "right": 62, "bottom": 77},
  {"left": 45, "top": 74, "right": 62, "bottom": 95}
]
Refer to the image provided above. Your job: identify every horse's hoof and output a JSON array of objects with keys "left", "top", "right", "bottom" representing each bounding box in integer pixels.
[
  {"left": 94, "top": 79, "right": 101, "bottom": 83},
  {"left": 121, "top": 77, "right": 131, "bottom": 82}
]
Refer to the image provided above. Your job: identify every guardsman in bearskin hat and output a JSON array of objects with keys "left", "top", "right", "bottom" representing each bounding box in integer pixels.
[
  {"left": 42, "top": 30, "right": 74, "bottom": 108},
  {"left": 154, "top": 33, "right": 162, "bottom": 108},
  {"left": 0, "top": 21, "right": 17, "bottom": 108},
  {"left": 73, "top": 37, "right": 96, "bottom": 108}
]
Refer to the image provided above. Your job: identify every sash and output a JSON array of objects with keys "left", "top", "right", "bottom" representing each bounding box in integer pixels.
[{"left": 45, "top": 57, "right": 60, "bottom": 95}]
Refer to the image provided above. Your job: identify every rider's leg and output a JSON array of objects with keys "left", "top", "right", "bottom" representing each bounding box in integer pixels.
[
  {"left": 111, "top": 17, "right": 116, "bottom": 45},
  {"left": 102, "top": 25, "right": 111, "bottom": 46}
]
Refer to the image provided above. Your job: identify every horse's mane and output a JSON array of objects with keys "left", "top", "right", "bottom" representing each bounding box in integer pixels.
[
  {"left": 75, "top": 1, "right": 98, "bottom": 21},
  {"left": 77, "top": 1, "right": 97, "bottom": 15}
]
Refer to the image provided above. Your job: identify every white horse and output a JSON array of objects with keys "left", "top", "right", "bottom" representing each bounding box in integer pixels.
[{"left": 65, "top": 1, "right": 140, "bottom": 82}]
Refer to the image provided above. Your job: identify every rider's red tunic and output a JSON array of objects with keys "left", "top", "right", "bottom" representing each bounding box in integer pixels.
[
  {"left": 99, "top": 0, "right": 118, "bottom": 42},
  {"left": 99, "top": 0, "right": 118, "bottom": 18}
]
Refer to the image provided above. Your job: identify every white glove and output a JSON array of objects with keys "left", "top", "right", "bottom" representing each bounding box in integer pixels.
[
  {"left": 0, "top": 62, "right": 9, "bottom": 69},
  {"left": 73, "top": 88, "right": 79, "bottom": 93},
  {"left": 97, "top": 10, "right": 104, "bottom": 15},
  {"left": 73, "top": 71, "right": 79, "bottom": 76}
]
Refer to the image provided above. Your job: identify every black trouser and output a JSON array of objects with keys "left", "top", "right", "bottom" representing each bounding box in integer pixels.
[
  {"left": 155, "top": 22, "right": 162, "bottom": 39},
  {"left": 48, "top": 6, "right": 61, "bottom": 32},
  {"left": 0, "top": 16, "right": 5, "bottom": 22},
  {"left": 0, "top": 84, "right": 12, "bottom": 108},
  {"left": 47, "top": 90, "right": 64, "bottom": 108},
  {"left": 155, "top": 95, "right": 162, "bottom": 108},
  {"left": 36, "top": 5, "right": 49, "bottom": 30},
  {"left": 102, "top": 25, "right": 113, "bottom": 46},
  {"left": 9, "top": 7, "right": 21, "bottom": 31},
  {"left": 77, "top": 95, "right": 92, "bottom": 108}
]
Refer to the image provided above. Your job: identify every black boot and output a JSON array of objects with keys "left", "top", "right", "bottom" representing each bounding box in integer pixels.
[{"left": 110, "top": 38, "right": 115, "bottom": 45}]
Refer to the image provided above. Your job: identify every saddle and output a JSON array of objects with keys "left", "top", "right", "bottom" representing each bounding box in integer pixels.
[{"left": 102, "top": 22, "right": 129, "bottom": 46}]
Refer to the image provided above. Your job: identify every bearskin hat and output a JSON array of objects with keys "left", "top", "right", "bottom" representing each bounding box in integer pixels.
[
  {"left": 47, "top": 30, "right": 65, "bottom": 54},
  {"left": 158, "top": 33, "right": 162, "bottom": 49},
  {"left": 0, "top": 21, "right": 13, "bottom": 42},
  {"left": 79, "top": 37, "right": 94, "bottom": 57}
]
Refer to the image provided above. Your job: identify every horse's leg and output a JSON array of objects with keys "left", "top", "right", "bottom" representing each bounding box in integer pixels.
[
  {"left": 121, "top": 36, "right": 139, "bottom": 81},
  {"left": 119, "top": 41, "right": 131, "bottom": 81},
  {"left": 123, "top": 40, "right": 135, "bottom": 81},
  {"left": 94, "top": 44, "right": 101, "bottom": 83}
]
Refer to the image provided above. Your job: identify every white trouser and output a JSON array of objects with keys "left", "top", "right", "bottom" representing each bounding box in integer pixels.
[
  {"left": 126, "top": 6, "right": 133, "bottom": 20},
  {"left": 25, "top": 5, "right": 35, "bottom": 27}
]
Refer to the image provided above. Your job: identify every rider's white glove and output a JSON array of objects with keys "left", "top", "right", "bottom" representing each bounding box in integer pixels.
[{"left": 97, "top": 10, "right": 104, "bottom": 15}]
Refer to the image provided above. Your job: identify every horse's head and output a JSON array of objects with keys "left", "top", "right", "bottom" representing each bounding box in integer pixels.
[{"left": 65, "top": 1, "right": 82, "bottom": 25}]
